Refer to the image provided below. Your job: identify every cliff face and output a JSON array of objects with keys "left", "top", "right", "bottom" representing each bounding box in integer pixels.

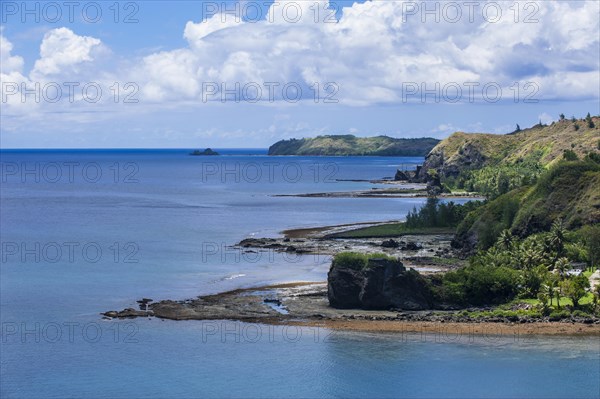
[
  {"left": 419, "top": 137, "right": 488, "bottom": 180},
  {"left": 327, "top": 257, "right": 434, "bottom": 310},
  {"left": 268, "top": 135, "right": 439, "bottom": 156},
  {"left": 418, "top": 117, "right": 600, "bottom": 181}
]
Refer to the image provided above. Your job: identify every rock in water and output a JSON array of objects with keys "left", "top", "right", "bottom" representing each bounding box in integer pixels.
[
  {"left": 327, "top": 257, "right": 433, "bottom": 310},
  {"left": 190, "top": 148, "right": 219, "bottom": 156}
]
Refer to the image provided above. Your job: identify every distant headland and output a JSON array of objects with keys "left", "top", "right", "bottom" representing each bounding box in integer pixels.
[{"left": 268, "top": 135, "right": 439, "bottom": 156}]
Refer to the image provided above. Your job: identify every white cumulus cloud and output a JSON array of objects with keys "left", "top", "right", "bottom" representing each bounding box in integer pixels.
[
  {"left": 31, "top": 28, "right": 103, "bottom": 78},
  {"left": 131, "top": 0, "right": 599, "bottom": 104}
]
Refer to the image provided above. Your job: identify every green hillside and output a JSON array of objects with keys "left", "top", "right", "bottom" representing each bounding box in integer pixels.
[
  {"left": 420, "top": 116, "right": 600, "bottom": 197},
  {"left": 454, "top": 157, "right": 600, "bottom": 251},
  {"left": 268, "top": 135, "right": 439, "bottom": 156}
]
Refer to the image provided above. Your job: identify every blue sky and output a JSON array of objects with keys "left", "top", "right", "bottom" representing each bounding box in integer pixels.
[{"left": 1, "top": 0, "right": 599, "bottom": 148}]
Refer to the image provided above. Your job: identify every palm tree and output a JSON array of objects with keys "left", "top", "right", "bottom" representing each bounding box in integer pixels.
[
  {"left": 555, "top": 257, "right": 570, "bottom": 279},
  {"left": 497, "top": 230, "right": 513, "bottom": 251},
  {"left": 541, "top": 283, "right": 554, "bottom": 306},
  {"left": 549, "top": 220, "right": 566, "bottom": 263},
  {"left": 520, "top": 247, "right": 542, "bottom": 270},
  {"left": 537, "top": 291, "right": 550, "bottom": 311}
]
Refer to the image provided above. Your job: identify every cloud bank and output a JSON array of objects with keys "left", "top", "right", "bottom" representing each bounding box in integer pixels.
[{"left": 0, "top": 0, "right": 598, "bottom": 146}]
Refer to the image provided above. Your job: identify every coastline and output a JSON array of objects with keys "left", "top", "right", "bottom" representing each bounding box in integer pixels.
[
  {"left": 104, "top": 281, "right": 600, "bottom": 337},
  {"left": 272, "top": 185, "right": 482, "bottom": 199},
  {"left": 104, "top": 220, "right": 599, "bottom": 337},
  {"left": 103, "top": 189, "right": 599, "bottom": 338},
  {"left": 237, "top": 220, "right": 462, "bottom": 272}
]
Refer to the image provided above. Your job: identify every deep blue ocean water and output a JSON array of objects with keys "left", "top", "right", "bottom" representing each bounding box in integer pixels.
[{"left": 1, "top": 149, "right": 599, "bottom": 398}]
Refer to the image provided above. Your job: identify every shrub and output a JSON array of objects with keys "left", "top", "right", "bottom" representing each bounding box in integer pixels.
[
  {"left": 572, "top": 309, "right": 592, "bottom": 318},
  {"left": 585, "top": 152, "right": 600, "bottom": 164},
  {"left": 439, "top": 264, "right": 519, "bottom": 306},
  {"left": 549, "top": 309, "right": 570, "bottom": 320},
  {"left": 332, "top": 253, "right": 369, "bottom": 270},
  {"left": 561, "top": 275, "right": 590, "bottom": 308},
  {"left": 563, "top": 149, "right": 578, "bottom": 161}
]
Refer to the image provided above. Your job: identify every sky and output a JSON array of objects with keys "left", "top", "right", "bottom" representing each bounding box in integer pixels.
[{"left": 1, "top": 0, "right": 599, "bottom": 148}]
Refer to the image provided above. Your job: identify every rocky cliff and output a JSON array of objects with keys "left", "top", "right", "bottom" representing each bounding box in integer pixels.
[
  {"left": 417, "top": 117, "right": 600, "bottom": 182},
  {"left": 327, "top": 256, "right": 434, "bottom": 310}
]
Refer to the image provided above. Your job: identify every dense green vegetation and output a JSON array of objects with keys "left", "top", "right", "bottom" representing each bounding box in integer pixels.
[
  {"left": 405, "top": 198, "right": 482, "bottom": 228},
  {"left": 455, "top": 156, "right": 600, "bottom": 250},
  {"left": 434, "top": 154, "right": 600, "bottom": 312},
  {"left": 327, "top": 115, "right": 600, "bottom": 315},
  {"left": 330, "top": 199, "right": 482, "bottom": 238},
  {"left": 434, "top": 263, "right": 519, "bottom": 306},
  {"left": 407, "top": 122, "right": 599, "bottom": 312},
  {"left": 268, "top": 135, "right": 439, "bottom": 156},
  {"left": 448, "top": 154, "right": 544, "bottom": 198},
  {"left": 433, "top": 222, "right": 600, "bottom": 312}
]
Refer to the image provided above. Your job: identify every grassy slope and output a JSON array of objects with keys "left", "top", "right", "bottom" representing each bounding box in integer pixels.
[
  {"left": 455, "top": 160, "right": 600, "bottom": 249},
  {"left": 431, "top": 117, "right": 600, "bottom": 170},
  {"left": 511, "top": 160, "right": 600, "bottom": 234},
  {"left": 329, "top": 224, "right": 455, "bottom": 238},
  {"left": 268, "top": 135, "right": 439, "bottom": 156}
]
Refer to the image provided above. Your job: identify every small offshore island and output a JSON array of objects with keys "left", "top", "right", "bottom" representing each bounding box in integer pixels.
[
  {"left": 190, "top": 148, "right": 219, "bottom": 156},
  {"left": 107, "top": 115, "right": 600, "bottom": 336}
]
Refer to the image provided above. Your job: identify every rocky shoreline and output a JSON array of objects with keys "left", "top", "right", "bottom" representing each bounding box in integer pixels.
[
  {"left": 103, "top": 282, "right": 600, "bottom": 336},
  {"left": 272, "top": 182, "right": 480, "bottom": 199},
  {"left": 102, "top": 220, "right": 600, "bottom": 336},
  {"left": 233, "top": 221, "right": 462, "bottom": 273}
]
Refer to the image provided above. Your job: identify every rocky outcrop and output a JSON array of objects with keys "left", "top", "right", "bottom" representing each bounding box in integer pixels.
[
  {"left": 327, "top": 257, "right": 434, "bottom": 310},
  {"left": 395, "top": 166, "right": 423, "bottom": 182},
  {"left": 394, "top": 170, "right": 410, "bottom": 181},
  {"left": 418, "top": 142, "right": 487, "bottom": 183},
  {"left": 413, "top": 118, "right": 600, "bottom": 189}
]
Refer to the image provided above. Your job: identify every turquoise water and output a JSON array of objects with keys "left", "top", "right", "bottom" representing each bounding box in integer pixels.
[{"left": 1, "top": 150, "right": 599, "bottom": 398}]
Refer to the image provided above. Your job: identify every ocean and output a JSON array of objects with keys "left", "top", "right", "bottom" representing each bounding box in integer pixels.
[{"left": 1, "top": 149, "right": 598, "bottom": 398}]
